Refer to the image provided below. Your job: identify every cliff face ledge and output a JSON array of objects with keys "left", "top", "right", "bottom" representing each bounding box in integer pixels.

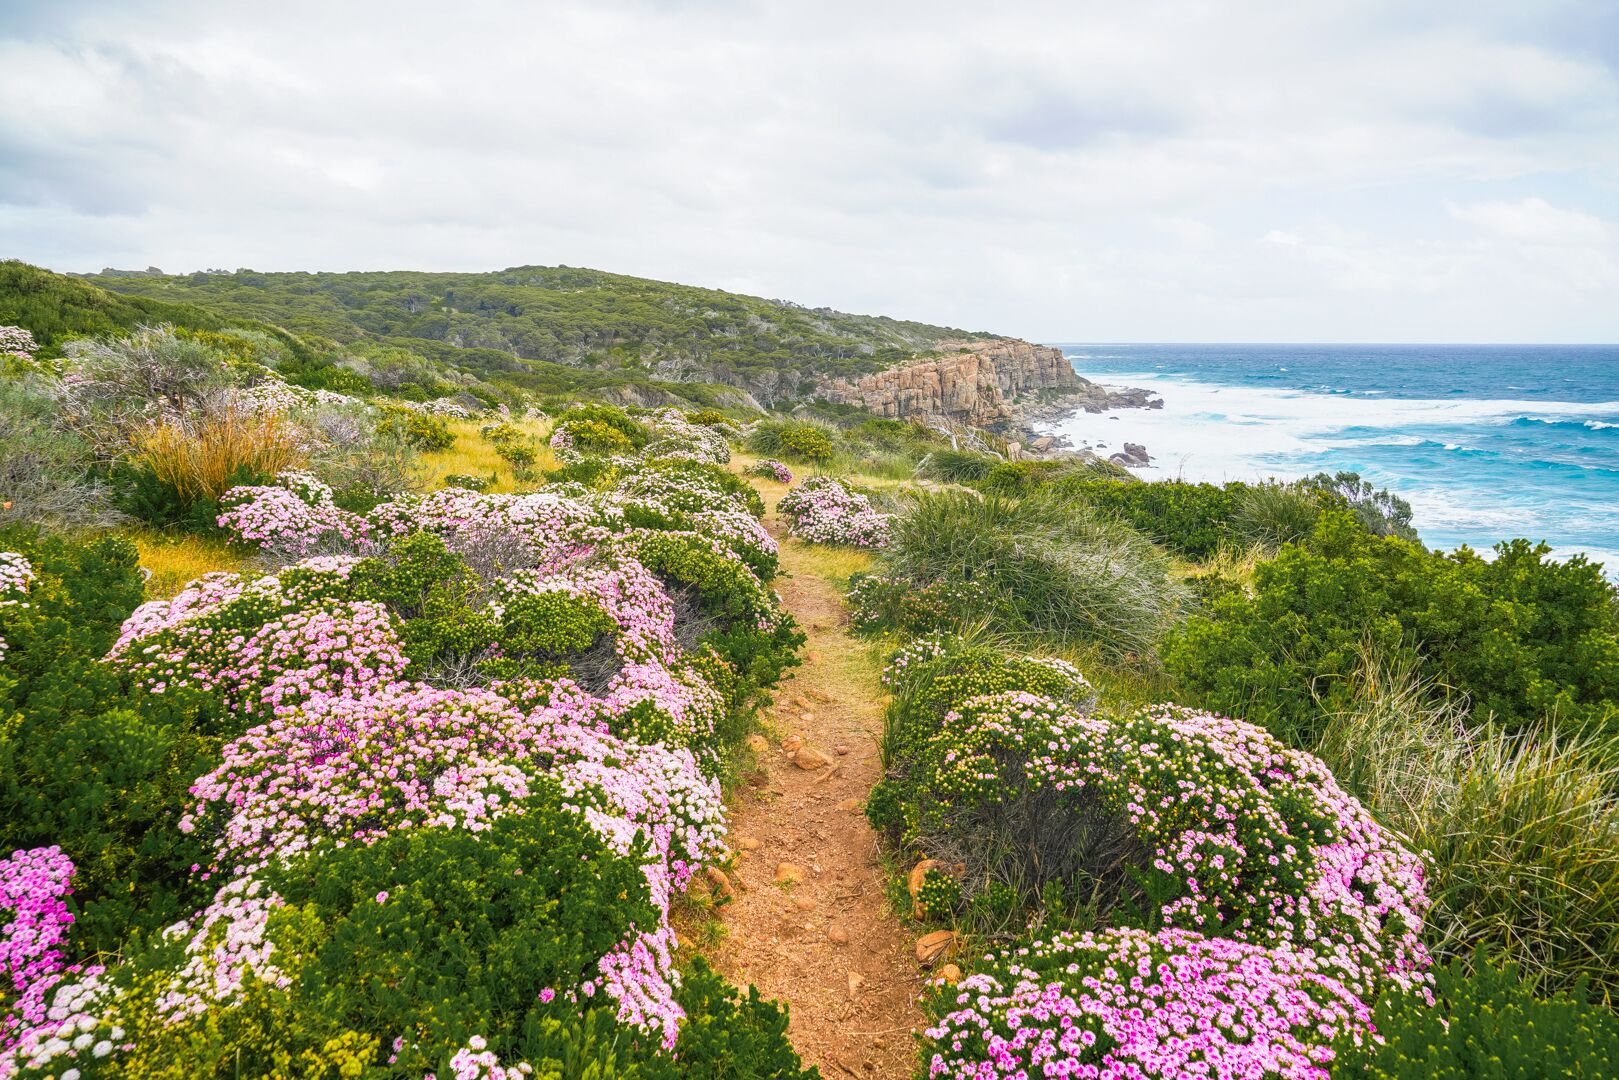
[{"left": 817, "top": 338, "right": 1100, "bottom": 428}]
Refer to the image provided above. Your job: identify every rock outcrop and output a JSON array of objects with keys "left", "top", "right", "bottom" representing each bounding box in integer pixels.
[
  {"left": 816, "top": 339, "right": 1075, "bottom": 428},
  {"left": 816, "top": 338, "right": 1158, "bottom": 431}
]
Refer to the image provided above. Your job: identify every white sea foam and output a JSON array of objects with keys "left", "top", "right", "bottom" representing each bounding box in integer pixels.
[
  {"left": 1042, "top": 367, "right": 1619, "bottom": 572},
  {"left": 1044, "top": 370, "right": 1619, "bottom": 486}
]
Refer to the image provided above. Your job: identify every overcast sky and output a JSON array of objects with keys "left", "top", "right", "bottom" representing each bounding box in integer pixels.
[{"left": 2, "top": 0, "right": 1616, "bottom": 342}]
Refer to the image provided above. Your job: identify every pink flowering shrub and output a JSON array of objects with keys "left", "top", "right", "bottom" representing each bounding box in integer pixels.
[
  {"left": 745, "top": 459, "right": 793, "bottom": 484},
  {"left": 108, "top": 569, "right": 409, "bottom": 725},
  {"left": 876, "top": 634, "right": 1435, "bottom": 1078},
  {"left": 216, "top": 471, "right": 369, "bottom": 558},
  {"left": 2, "top": 429, "right": 814, "bottom": 1075},
  {"left": 0, "top": 847, "right": 81, "bottom": 1057},
  {"left": 0, "top": 326, "right": 38, "bottom": 363},
  {"left": 927, "top": 926, "right": 1373, "bottom": 1080},
  {"left": 778, "top": 475, "right": 892, "bottom": 548}
]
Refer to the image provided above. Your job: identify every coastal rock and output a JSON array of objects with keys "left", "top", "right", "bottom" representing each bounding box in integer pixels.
[
  {"left": 1109, "top": 442, "right": 1152, "bottom": 468},
  {"left": 818, "top": 338, "right": 1083, "bottom": 429}
]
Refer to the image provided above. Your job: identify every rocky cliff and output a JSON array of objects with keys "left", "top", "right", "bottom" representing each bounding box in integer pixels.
[{"left": 816, "top": 338, "right": 1153, "bottom": 430}]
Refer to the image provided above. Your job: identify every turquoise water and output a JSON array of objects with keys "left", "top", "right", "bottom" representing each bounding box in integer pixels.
[{"left": 1042, "top": 344, "right": 1619, "bottom": 571}]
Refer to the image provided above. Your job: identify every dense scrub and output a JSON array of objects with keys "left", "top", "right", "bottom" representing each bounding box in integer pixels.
[
  {"left": 843, "top": 446, "right": 1619, "bottom": 1074},
  {"left": 76, "top": 264, "right": 984, "bottom": 395},
  {"left": 1166, "top": 510, "right": 1619, "bottom": 745},
  {"left": 0, "top": 408, "right": 815, "bottom": 1077}
]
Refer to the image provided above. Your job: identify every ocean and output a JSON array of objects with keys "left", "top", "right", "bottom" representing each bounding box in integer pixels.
[{"left": 1040, "top": 344, "right": 1619, "bottom": 572}]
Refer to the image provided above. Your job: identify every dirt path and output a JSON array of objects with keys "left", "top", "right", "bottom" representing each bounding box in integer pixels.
[{"left": 706, "top": 528, "right": 926, "bottom": 1078}]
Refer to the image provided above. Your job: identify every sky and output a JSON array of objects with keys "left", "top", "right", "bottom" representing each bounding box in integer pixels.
[{"left": 1, "top": 0, "right": 1616, "bottom": 343}]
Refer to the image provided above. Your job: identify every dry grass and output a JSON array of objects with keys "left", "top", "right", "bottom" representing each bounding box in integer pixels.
[
  {"left": 417, "top": 418, "right": 561, "bottom": 493},
  {"left": 123, "top": 528, "right": 245, "bottom": 599},
  {"left": 136, "top": 408, "right": 304, "bottom": 501}
]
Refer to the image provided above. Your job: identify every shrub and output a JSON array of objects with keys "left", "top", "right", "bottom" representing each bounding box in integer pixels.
[
  {"left": 777, "top": 476, "right": 891, "bottom": 548},
  {"left": 640, "top": 458, "right": 765, "bottom": 518},
  {"left": 875, "top": 491, "right": 1184, "bottom": 657},
  {"left": 549, "top": 404, "right": 649, "bottom": 461},
  {"left": 1299, "top": 469, "right": 1417, "bottom": 540},
  {"left": 443, "top": 472, "right": 494, "bottom": 492},
  {"left": 746, "top": 420, "right": 834, "bottom": 464},
  {"left": 1331, "top": 953, "right": 1619, "bottom": 1078},
  {"left": 927, "top": 927, "right": 1373, "bottom": 1080},
  {"left": 1165, "top": 510, "right": 1619, "bottom": 746},
  {"left": 0, "top": 381, "right": 121, "bottom": 529},
  {"left": 56, "top": 325, "right": 235, "bottom": 442},
  {"left": 1046, "top": 476, "right": 1238, "bottom": 560},
  {"left": 744, "top": 459, "right": 793, "bottom": 485},
  {"left": 375, "top": 404, "right": 456, "bottom": 451},
  {"left": 0, "top": 528, "right": 215, "bottom": 958}
]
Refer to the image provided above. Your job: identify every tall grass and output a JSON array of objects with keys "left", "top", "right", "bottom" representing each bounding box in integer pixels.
[
  {"left": 135, "top": 408, "right": 304, "bottom": 503},
  {"left": 1231, "top": 480, "right": 1321, "bottom": 552},
  {"left": 880, "top": 490, "right": 1185, "bottom": 659},
  {"left": 1314, "top": 649, "right": 1619, "bottom": 1000}
]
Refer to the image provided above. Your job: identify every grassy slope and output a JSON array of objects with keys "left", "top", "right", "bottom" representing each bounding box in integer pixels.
[{"left": 76, "top": 265, "right": 988, "bottom": 386}]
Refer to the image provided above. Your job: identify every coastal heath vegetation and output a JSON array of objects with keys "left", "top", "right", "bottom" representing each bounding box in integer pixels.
[
  {"left": 0, "top": 360, "right": 818, "bottom": 1075},
  {"left": 6, "top": 260, "right": 1619, "bottom": 1078}
]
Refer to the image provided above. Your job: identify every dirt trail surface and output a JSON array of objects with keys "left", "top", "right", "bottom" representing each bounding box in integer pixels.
[{"left": 706, "top": 529, "right": 926, "bottom": 1078}]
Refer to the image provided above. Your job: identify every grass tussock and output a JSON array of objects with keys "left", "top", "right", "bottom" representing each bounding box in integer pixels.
[
  {"left": 876, "top": 490, "right": 1186, "bottom": 659},
  {"left": 135, "top": 408, "right": 303, "bottom": 503},
  {"left": 1314, "top": 648, "right": 1619, "bottom": 1000}
]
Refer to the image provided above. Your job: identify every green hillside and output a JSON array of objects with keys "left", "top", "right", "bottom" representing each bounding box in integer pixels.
[
  {"left": 76, "top": 264, "right": 987, "bottom": 400},
  {"left": 0, "top": 260, "right": 312, "bottom": 359}
]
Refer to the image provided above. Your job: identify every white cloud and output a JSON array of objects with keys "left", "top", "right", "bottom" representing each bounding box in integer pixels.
[
  {"left": 0, "top": 0, "right": 1615, "bottom": 341},
  {"left": 1447, "top": 197, "right": 1611, "bottom": 245}
]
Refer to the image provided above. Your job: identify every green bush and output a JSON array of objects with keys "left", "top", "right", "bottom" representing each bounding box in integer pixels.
[
  {"left": 1048, "top": 476, "right": 1238, "bottom": 560},
  {"left": 0, "top": 527, "right": 217, "bottom": 958},
  {"left": 1331, "top": 953, "right": 1619, "bottom": 1078},
  {"left": 747, "top": 420, "right": 835, "bottom": 464},
  {"left": 874, "top": 490, "right": 1185, "bottom": 657},
  {"left": 559, "top": 403, "right": 649, "bottom": 450},
  {"left": 1299, "top": 470, "right": 1416, "bottom": 541},
  {"left": 109, "top": 459, "right": 265, "bottom": 531},
  {"left": 544, "top": 456, "right": 623, "bottom": 488},
  {"left": 375, "top": 405, "right": 456, "bottom": 451},
  {"left": 1165, "top": 510, "right": 1619, "bottom": 746},
  {"left": 565, "top": 418, "right": 636, "bottom": 454},
  {"left": 778, "top": 425, "right": 834, "bottom": 463},
  {"left": 264, "top": 799, "right": 659, "bottom": 1072}
]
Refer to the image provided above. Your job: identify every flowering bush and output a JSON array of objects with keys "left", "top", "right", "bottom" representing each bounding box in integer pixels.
[
  {"left": 0, "top": 847, "right": 83, "bottom": 1057},
  {"left": 927, "top": 926, "right": 1373, "bottom": 1080},
  {"left": 877, "top": 633, "right": 1435, "bottom": 1077},
  {"left": 746, "top": 459, "right": 793, "bottom": 485},
  {"left": 0, "top": 326, "right": 38, "bottom": 363},
  {"left": 216, "top": 470, "right": 370, "bottom": 558},
  {"left": 777, "top": 475, "right": 891, "bottom": 548}
]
